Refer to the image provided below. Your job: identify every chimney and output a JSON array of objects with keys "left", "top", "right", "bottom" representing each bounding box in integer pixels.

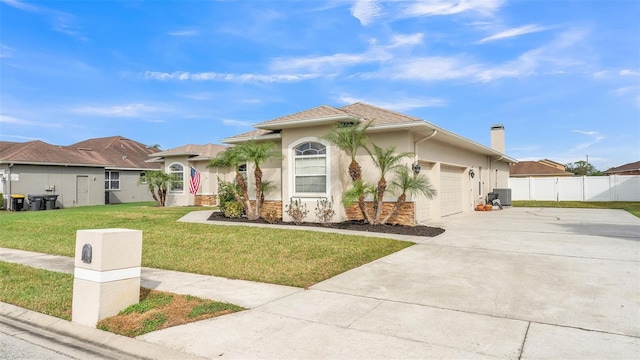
[{"left": 490, "top": 124, "right": 505, "bottom": 154}]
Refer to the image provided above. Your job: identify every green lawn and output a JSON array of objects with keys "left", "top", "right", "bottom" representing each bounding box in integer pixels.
[
  {"left": 512, "top": 201, "right": 640, "bottom": 218},
  {"left": 0, "top": 203, "right": 412, "bottom": 288}
]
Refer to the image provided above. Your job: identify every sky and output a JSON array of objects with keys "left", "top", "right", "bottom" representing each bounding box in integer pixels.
[{"left": 1, "top": 0, "right": 639, "bottom": 171}]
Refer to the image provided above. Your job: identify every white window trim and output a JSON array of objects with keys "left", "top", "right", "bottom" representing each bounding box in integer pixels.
[
  {"left": 288, "top": 137, "right": 330, "bottom": 199},
  {"left": 105, "top": 171, "right": 120, "bottom": 191},
  {"left": 168, "top": 162, "right": 185, "bottom": 194}
]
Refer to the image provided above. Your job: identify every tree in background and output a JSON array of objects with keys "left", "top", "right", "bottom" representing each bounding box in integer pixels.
[
  {"left": 138, "top": 170, "right": 175, "bottom": 206},
  {"left": 565, "top": 161, "right": 604, "bottom": 176}
]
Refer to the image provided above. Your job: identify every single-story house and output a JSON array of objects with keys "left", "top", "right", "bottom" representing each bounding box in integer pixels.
[
  {"left": 159, "top": 102, "right": 517, "bottom": 224},
  {"left": 0, "top": 136, "right": 160, "bottom": 210},
  {"left": 147, "top": 144, "right": 227, "bottom": 207},
  {"left": 605, "top": 161, "right": 640, "bottom": 176},
  {"left": 510, "top": 160, "right": 574, "bottom": 178}
]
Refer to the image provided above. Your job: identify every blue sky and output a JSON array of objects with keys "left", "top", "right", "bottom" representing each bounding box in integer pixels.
[{"left": 1, "top": 0, "right": 638, "bottom": 171}]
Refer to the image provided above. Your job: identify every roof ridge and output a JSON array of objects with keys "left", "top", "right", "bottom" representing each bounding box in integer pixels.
[{"left": 341, "top": 102, "right": 423, "bottom": 123}]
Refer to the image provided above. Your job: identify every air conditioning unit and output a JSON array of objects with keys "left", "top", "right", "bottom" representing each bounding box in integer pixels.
[{"left": 493, "top": 188, "right": 512, "bottom": 206}]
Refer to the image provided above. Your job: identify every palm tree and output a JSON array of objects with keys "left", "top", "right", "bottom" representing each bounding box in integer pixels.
[
  {"left": 238, "top": 141, "right": 282, "bottom": 219},
  {"left": 380, "top": 167, "right": 437, "bottom": 225},
  {"left": 369, "top": 145, "right": 413, "bottom": 223},
  {"left": 139, "top": 170, "right": 174, "bottom": 206},
  {"left": 209, "top": 146, "right": 252, "bottom": 215},
  {"left": 321, "top": 121, "right": 372, "bottom": 181},
  {"left": 322, "top": 121, "right": 373, "bottom": 221},
  {"left": 342, "top": 179, "right": 376, "bottom": 224}
]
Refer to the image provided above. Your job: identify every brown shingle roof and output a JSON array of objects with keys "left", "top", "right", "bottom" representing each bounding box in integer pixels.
[
  {"left": 69, "top": 136, "right": 159, "bottom": 169},
  {"left": 605, "top": 160, "right": 640, "bottom": 174},
  {"left": 255, "top": 105, "right": 349, "bottom": 127},
  {"left": 510, "top": 161, "right": 574, "bottom": 177},
  {"left": 0, "top": 140, "right": 104, "bottom": 166},
  {"left": 339, "top": 102, "right": 424, "bottom": 126},
  {"left": 222, "top": 129, "right": 280, "bottom": 143},
  {"left": 0, "top": 136, "right": 160, "bottom": 169},
  {"left": 150, "top": 144, "right": 227, "bottom": 161}
]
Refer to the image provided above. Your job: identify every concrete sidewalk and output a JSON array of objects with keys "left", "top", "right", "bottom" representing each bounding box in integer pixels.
[{"left": 2, "top": 207, "right": 640, "bottom": 359}]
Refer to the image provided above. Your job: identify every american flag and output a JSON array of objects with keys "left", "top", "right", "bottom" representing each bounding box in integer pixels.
[{"left": 189, "top": 166, "right": 201, "bottom": 194}]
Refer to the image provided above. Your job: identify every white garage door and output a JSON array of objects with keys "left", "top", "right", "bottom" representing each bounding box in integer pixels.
[{"left": 440, "top": 165, "right": 464, "bottom": 216}]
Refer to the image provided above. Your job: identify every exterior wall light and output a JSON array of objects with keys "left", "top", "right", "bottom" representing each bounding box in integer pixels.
[
  {"left": 469, "top": 168, "right": 475, "bottom": 179},
  {"left": 412, "top": 162, "right": 421, "bottom": 174}
]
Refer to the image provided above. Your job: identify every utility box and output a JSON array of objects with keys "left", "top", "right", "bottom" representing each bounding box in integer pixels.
[
  {"left": 493, "top": 188, "right": 512, "bottom": 206},
  {"left": 72, "top": 229, "right": 142, "bottom": 327}
]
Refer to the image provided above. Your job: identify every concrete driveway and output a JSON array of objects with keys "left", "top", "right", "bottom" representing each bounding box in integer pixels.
[{"left": 140, "top": 208, "right": 640, "bottom": 359}]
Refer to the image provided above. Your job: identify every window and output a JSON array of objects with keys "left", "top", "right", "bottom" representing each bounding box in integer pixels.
[
  {"left": 139, "top": 172, "right": 147, "bottom": 184},
  {"left": 238, "top": 163, "right": 247, "bottom": 181},
  {"left": 170, "top": 163, "right": 184, "bottom": 192},
  {"left": 105, "top": 171, "right": 120, "bottom": 190},
  {"left": 294, "top": 142, "right": 326, "bottom": 193}
]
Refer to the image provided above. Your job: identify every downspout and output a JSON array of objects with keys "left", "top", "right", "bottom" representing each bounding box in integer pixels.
[
  {"left": 413, "top": 130, "right": 437, "bottom": 224},
  {"left": 489, "top": 156, "right": 504, "bottom": 191},
  {"left": 413, "top": 130, "right": 437, "bottom": 164},
  {"left": 7, "top": 163, "right": 13, "bottom": 210}
]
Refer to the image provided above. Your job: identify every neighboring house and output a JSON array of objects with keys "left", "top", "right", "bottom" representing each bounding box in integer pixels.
[
  {"left": 0, "top": 136, "right": 160, "bottom": 210},
  {"left": 537, "top": 159, "right": 566, "bottom": 171},
  {"left": 605, "top": 161, "right": 640, "bottom": 175},
  {"left": 510, "top": 160, "right": 574, "bottom": 177},
  {"left": 147, "top": 144, "right": 227, "bottom": 207},
  {"left": 162, "top": 102, "right": 516, "bottom": 224}
]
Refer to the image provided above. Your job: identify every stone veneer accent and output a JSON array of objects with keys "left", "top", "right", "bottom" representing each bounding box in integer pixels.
[
  {"left": 345, "top": 201, "right": 415, "bottom": 226},
  {"left": 248, "top": 200, "right": 283, "bottom": 218},
  {"left": 195, "top": 195, "right": 218, "bottom": 206}
]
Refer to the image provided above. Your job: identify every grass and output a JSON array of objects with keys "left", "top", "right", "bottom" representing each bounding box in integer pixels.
[
  {"left": 512, "top": 201, "right": 640, "bottom": 218},
  {"left": 0, "top": 202, "right": 413, "bottom": 288},
  {"left": 1, "top": 261, "right": 244, "bottom": 337},
  {"left": 97, "top": 288, "right": 245, "bottom": 337},
  {"left": 0, "top": 261, "right": 73, "bottom": 320}
]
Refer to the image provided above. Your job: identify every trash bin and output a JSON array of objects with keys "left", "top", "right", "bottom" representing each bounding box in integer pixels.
[
  {"left": 28, "top": 194, "right": 44, "bottom": 211},
  {"left": 11, "top": 194, "right": 25, "bottom": 211},
  {"left": 44, "top": 194, "right": 59, "bottom": 210}
]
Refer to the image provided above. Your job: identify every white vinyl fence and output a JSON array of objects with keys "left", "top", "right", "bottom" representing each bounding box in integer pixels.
[{"left": 509, "top": 175, "right": 640, "bottom": 202}]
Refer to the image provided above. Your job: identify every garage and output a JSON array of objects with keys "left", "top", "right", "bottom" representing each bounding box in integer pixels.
[{"left": 440, "top": 165, "right": 464, "bottom": 216}]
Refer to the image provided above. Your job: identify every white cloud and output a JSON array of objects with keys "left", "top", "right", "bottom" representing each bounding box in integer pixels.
[
  {"left": 167, "top": 30, "right": 199, "bottom": 37},
  {"left": 0, "top": 114, "right": 61, "bottom": 128},
  {"left": 478, "top": 24, "right": 549, "bottom": 43},
  {"left": 222, "top": 119, "right": 253, "bottom": 127},
  {"left": 144, "top": 71, "right": 318, "bottom": 83},
  {"left": 381, "top": 56, "right": 480, "bottom": 81},
  {"left": 1, "top": 0, "right": 41, "bottom": 12},
  {"left": 2, "top": 0, "right": 85, "bottom": 40},
  {"left": 388, "top": 33, "right": 424, "bottom": 48},
  {"left": 620, "top": 69, "right": 640, "bottom": 76},
  {"left": 592, "top": 70, "right": 611, "bottom": 79},
  {"left": 338, "top": 95, "right": 448, "bottom": 111},
  {"left": 611, "top": 86, "right": 639, "bottom": 96},
  {"left": 71, "top": 104, "right": 163, "bottom": 117},
  {"left": 351, "top": 0, "right": 382, "bottom": 25},
  {"left": 571, "top": 130, "right": 604, "bottom": 151},
  {"left": 0, "top": 44, "right": 14, "bottom": 58},
  {"left": 401, "top": 0, "right": 504, "bottom": 17}
]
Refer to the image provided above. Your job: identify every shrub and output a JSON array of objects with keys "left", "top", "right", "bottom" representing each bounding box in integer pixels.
[
  {"left": 262, "top": 209, "right": 280, "bottom": 224},
  {"left": 285, "top": 198, "right": 309, "bottom": 225},
  {"left": 218, "top": 178, "right": 243, "bottom": 216},
  {"left": 315, "top": 198, "right": 336, "bottom": 225},
  {"left": 224, "top": 201, "right": 244, "bottom": 218},
  {"left": 0, "top": 193, "right": 3, "bottom": 209}
]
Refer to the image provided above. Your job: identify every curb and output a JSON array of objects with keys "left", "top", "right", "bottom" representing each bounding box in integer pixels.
[{"left": 0, "top": 302, "right": 205, "bottom": 360}]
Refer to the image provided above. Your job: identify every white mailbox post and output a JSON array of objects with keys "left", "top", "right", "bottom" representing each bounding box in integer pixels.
[{"left": 72, "top": 229, "right": 142, "bottom": 327}]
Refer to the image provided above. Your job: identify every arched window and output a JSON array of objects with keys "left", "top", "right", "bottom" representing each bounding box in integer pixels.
[
  {"left": 169, "top": 163, "right": 184, "bottom": 192},
  {"left": 294, "top": 142, "right": 326, "bottom": 194}
]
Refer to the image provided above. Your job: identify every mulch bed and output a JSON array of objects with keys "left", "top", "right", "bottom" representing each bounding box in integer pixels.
[{"left": 207, "top": 211, "right": 445, "bottom": 237}]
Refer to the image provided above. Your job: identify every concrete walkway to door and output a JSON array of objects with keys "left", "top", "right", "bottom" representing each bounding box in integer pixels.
[{"left": 139, "top": 207, "right": 640, "bottom": 359}]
